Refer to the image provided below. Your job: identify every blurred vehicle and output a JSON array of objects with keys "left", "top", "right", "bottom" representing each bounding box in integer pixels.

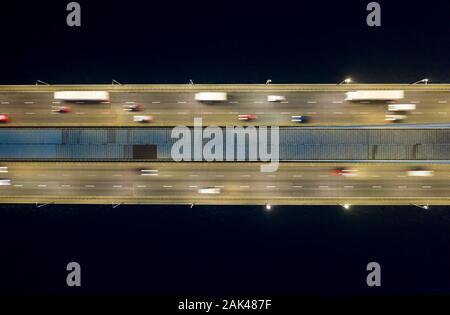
[
  {"left": 238, "top": 114, "right": 257, "bottom": 121},
  {"left": 331, "top": 168, "right": 358, "bottom": 177},
  {"left": 195, "top": 92, "right": 227, "bottom": 102},
  {"left": 0, "top": 167, "right": 8, "bottom": 173},
  {"left": 345, "top": 90, "right": 404, "bottom": 101},
  {"left": 291, "top": 115, "right": 310, "bottom": 123},
  {"left": 198, "top": 187, "right": 221, "bottom": 194},
  {"left": 0, "top": 114, "right": 10, "bottom": 123},
  {"left": 54, "top": 91, "right": 110, "bottom": 102},
  {"left": 0, "top": 179, "right": 11, "bottom": 186},
  {"left": 267, "top": 95, "right": 286, "bottom": 102},
  {"left": 385, "top": 114, "right": 406, "bottom": 122},
  {"left": 52, "top": 106, "right": 71, "bottom": 113},
  {"left": 407, "top": 169, "right": 434, "bottom": 177},
  {"left": 124, "top": 104, "right": 142, "bottom": 112},
  {"left": 140, "top": 169, "right": 159, "bottom": 176},
  {"left": 133, "top": 115, "right": 153, "bottom": 123},
  {"left": 388, "top": 104, "right": 416, "bottom": 112}
]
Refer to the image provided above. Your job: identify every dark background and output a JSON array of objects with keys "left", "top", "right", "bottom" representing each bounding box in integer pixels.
[{"left": 0, "top": 0, "right": 450, "bottom": 298}]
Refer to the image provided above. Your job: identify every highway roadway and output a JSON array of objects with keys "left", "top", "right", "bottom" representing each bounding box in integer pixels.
[
  {"left": 0, "top": 85, "right": 449, "bottom": 127},
  {"left": 1, "top": 162, "right": 449, "bottom": 205}
]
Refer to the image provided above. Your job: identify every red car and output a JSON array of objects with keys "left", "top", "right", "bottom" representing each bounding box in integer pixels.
[
  {"left": 238, "top": 114, "right": 257, "bottom": 121},
  {"left": 52, "top": 106, "right": 71, "bottom": 113},
  {"left": 0, "top": 114, "right": 10, "bottom": 123},
  {"left": 331, "top": 168, "right": 358, "bottom": 177}
]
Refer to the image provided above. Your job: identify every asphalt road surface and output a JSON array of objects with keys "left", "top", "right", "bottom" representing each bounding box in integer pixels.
[
  {"left": 0, "top": 162, "right": 448, "bottom": 205},
  {"left": 0, "top": 86, "right": 449, "bottom": 127}
]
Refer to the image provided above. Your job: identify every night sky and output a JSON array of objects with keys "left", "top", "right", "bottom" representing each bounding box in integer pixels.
[{"left": 1, "top": 0, "right": 450, "bottom": 302}]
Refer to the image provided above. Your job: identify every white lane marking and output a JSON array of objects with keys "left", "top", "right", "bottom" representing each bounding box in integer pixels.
[
  {"left": 25, "top": 112, "right": 35, "bottom": 115},
  {"left": 37, "top": 174, "right": 47, "bottom": 177},
  {"left": 372, "top": 186, "right": 382, "bottom": 189},
  {"left": 188, "top": 185, "right": 198, "bottom": 188},
  {"left": 411, "top": 101, "right": 421, "bottom": 104},
  {"left": 151, "top": 101, "right": 161, "bottom": 104},
  {"left": 371, "top": 175, "right": 380, "bottom": 178},
  {"left": 87, "top": 174, "right": 97, "bottom": 177},
  {"left": 125, "top": 101, "right": 135, "bottom": 104},
  {"left": 438, "top": 112, "right": 448, "bottom": 115},
  {"left": 422, "top": 186, "right": 432, "bottom": 189},
  {"left": 215, "top": 185, "right": 224, "bottom": 188},
  {"left": 332, "top": 101, "right": 343, "bottom": 104},
  {"left": 256, "top": 112, "right": 265, "bottom": 114},
  {"left": 137, "top": 185, "right": 147, "bottom": 188},
  {"left": 85, "top": 185, "right": 95, "bottom": 188},
  {"left": 62, "top": 174, "right": 71, "bottom": 177},
  {"left": 229, "top": 101, "right": 239, "bottom": 104},
  {"left": 360, "top": 112, "right": 369, "bottom": 114},
  {"left": 292, "top": 185, "right": 303, "bottom": 188},
  {"left": 1, "top": 102, "right": 10, "bottom": 104},
  {"left": 61, "top": 185, "right": 71, "bottom": 188},
  {"left": 280, "top": 112, "right": 291, "bottom": 115},
  {"left": 240, "top": 185, "right": 249, "bottom": 188},
  {"left": 398, "top": 186, "right": 407, "bottom": 189},
  {"left": 177, "top": 101, "right": 187, "bottom": 104},
  {"left": 202, "top": 112, "right": 212, "bottom": 114},
  {"left": 13, "top": 184, "right": 23, "bottom": 187},
  {"left": 254, "top": 101, "right": 264, "bottom": 104},
  {"left": 189, "top": 174, "right": 199, "bottom": 177},
  {"left": 438, "top": 101, "right": 448, "bottom": 104},
  {"left": 101, "top": 101, "right": 110, "bottom": 104},
  {"left": 38, "top": 185, "right": 47, "bottom": 187},
  {"left": 163, "top": 185, "right": 173, "bottom": 188},
  {"left": 344, "top": 186, "right": 354, "bottom": 189},
  {"left": 280, "top": 101, "right": 289, "bottom": 104},
  {"left": 24, "top": 101, "right": 34, "bottom": 104},
  {"left": 113, "top": 174, "right": 123, "bottom": 177},
  {"left": 319, "top": 186, "right": 329, "bottom": 189},
  {"left": 229, "top": 111, "right": 239, "bottom": 114},
  {"left": 113, "top": 185, "right": 123, "bottom": 188},
  {"left": 150, "top": 112, "right": 161, "bottom": 114},
  {"left": 411, "top": 112, "right": 422, "bottom": 115},
  {"left": 177, "top": 112, "right": 187, "bottom": 115},
  {"left": 307, "top": 101, "right": 317, "bottom": 104},
  {"left": 333, "top": 112, "right": 343, "bottom": 114},
  {"left": 266, "top": 185, "right": 276, "bottom": 188}
]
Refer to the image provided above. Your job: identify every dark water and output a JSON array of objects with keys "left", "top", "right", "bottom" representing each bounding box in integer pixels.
[{"left": 0, "top": 0, "right": 450, "bottom": 296}]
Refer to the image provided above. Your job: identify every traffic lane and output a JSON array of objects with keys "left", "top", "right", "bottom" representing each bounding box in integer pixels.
[{"left": 1, "top": 163, "right": 446, "bottom": 199}]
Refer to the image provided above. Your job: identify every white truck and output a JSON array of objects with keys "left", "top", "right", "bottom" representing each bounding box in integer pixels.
[
  {"left": 195, "top": 92, "right": 227, "bottom": 102},
  {"left": 54, "top": 91, "right": 110, "bottom": 102},
  {"left": 345, "top": 90, "right": 404, "bottom": 101}
]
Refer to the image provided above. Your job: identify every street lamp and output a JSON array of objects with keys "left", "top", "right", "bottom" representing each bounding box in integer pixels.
[
  {"left": 412, "top": 78, "right": 429, "bottom": 85},
  {"left": 339, "top": 78, "right": 352, "bottom": 85},
  {"left": 342, "top": 204, "right": 351, "bottom": 210},
  {"left": 189, "top": 79, "right": 195, "bottom": 85},
  {"left": 266, "top": 79, "right": 272, "bottom": 85},
  {"left": 411, "top": 204, "right": 429, "bottom": 210},
  {"left": 265, "top": 204, "right": 272, "bottom": 211}
]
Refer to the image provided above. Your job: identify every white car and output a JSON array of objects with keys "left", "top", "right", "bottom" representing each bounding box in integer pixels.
[
  {"left": 133, "top": 115, "right": 152, "bottom": 122},
  {"left": 388, "top": 104, "right": 416, "bottom": 112},
  {"left": 0, "top": 179, "right": 11, "bottom": 186},
  {"left": 198, "top": 187, "right": 221, "bottom": 194},
  {"left": 407, "top": 170, "right": 434, "bottom": 177},
  {"left": 267, "top": 95, "right": 286, "bottom": 102},
  {"left": 140, "top": 169, "right": 159, "bottom": 176},
  {"left": 385, "top": 114, "right": 406, "bottom": 122}
]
